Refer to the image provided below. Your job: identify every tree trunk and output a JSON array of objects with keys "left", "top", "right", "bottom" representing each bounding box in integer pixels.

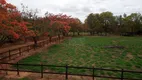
[
  {"left": 73, "top": 32, "right": 75, "bottom": 36},
  {"left": 78, "top": 32, "right": 80, "bottom": 36},
  {"left": 58, "top": 34, "right": 60, "bottom": 40},
  {"left": 62, "top": 32, "right": 66, "bottom": 36},
  {"left": 90, "top": 31, "right": 92, "bottom": 35},
  {"left": 33, "top": 37, "right": 37, "bottom": 47}
]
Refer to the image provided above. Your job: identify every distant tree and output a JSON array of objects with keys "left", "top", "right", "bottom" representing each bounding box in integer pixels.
[
  {"left": 69, "top": 18, "right": 82, "bottom": 36},
  {"left": 86, "top": 13, "right": 96, "bottom": 35},
  {"left": 99, "top": 11, "right": 115, "bottom": 35}
]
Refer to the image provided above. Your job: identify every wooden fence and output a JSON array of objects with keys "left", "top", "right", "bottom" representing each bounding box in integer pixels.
[
  {"left": 0, "top": 35, "right": 142, "bottom": 80},
  {"left": 0, "top": 36, "right": 64, "bottom": 62},
  {"left": 0, "top": 62, "right": 142, "bottom": 80}
]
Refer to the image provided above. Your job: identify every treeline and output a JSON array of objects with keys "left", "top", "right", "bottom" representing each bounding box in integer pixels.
[
  {"left": 1, "top": 0, "right": 142, "bottom": 46},
  {"left": 84, "top": 12, "right": 142, "bottom": 36},
  {"left": 0, "top": 0, "right": 80, "bottom": 46}
]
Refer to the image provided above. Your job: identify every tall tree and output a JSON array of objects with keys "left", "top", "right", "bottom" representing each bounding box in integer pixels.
[{"left": 100, "top": 11, "right": 115, "bottom": 35}]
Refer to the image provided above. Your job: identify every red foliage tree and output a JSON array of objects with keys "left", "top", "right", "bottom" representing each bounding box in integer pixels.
[
  {"left": 48, "top": 13, "right": 75, "bottom": 36},
  {"left": 0, "top": 0, "right": 32, "bottom": 44}
]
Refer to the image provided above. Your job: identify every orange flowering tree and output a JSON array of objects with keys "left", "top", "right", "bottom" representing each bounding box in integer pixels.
[
  {"left": 0, "top": 0, "right": 33, "bottom": 45},
  {"left": 47, "top": 13, "right": 75, "bottom": 36}
]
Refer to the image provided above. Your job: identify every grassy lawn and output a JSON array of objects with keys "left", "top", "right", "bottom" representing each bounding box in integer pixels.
[{"left": 16, "top": 36, "right": 142, "bottom": 79}]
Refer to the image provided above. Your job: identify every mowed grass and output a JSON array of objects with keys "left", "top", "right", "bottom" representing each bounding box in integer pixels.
[{"left": 17, "top": 36, "right": 142, "bottom": 79}]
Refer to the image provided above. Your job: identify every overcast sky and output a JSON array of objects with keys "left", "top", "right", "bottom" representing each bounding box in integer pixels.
[{"left": 7, "top": 0, "right": 142, "bottom": 22}]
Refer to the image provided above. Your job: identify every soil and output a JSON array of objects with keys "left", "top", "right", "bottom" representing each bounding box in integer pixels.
[
  {"left": 1, "top": 71, "right": 93, "bottom": 80},
  {"left": 104, "top": 45, "right": 125, "bottom": 49}
]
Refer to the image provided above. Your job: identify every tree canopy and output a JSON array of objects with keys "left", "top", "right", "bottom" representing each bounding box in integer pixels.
[{"left": 85, "top": 12, "right": 142, "bottom": 36}]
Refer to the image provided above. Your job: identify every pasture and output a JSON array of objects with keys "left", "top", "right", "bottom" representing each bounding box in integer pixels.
[{"left": 16, "top": 36, "right": 142, "bottom": 79}]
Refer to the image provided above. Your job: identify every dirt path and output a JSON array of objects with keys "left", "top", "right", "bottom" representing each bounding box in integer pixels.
[
  {"left": 0, "top": 39, "right": 48, "bottom": 53},
  {"left": 2, "top": 71, "right": 93, "bottom": 80},
  {"left": 0, "top": 36, "right": 60, "bottom": 53}
]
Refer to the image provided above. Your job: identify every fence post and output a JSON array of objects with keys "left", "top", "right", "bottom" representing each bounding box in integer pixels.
[
  {"left": 49, "top": 37, "right": 51, "bottom": 43},
  {"left": 92, "top": 67, "right": 95, "bottom": 80},
  {"left": 29, "top": 45, "right": 30, "bottom": 51},
  {"left": 121, "top": 69, "right": 124, "bottom": 80},
  {"left": 47, "top": 40, "right": 48, "bottom": 45},
  {"left": 6, "top": 64, "right": 8, "bottom": 75},
  {"left": 27, "top": 46, "right": 29, "bottom": 52},
  {"left": 19, "top": 48, "right": 21, "bottom": 55},
  {"left": 41, "top": 64, "right": 43, "bottom": 78},
  {"left": 17, "top": 62, "right": 20, "bottom": 76},
  {"left": 8, "top": 50, "right": 11, "bottom": 60},
  {"left": 43, "top": 41, "right": 45, "bottom": 46},
  {"left": 33, "top": 44, "right": 36, "bottom": 50},
  {"left": 65, "top": 65, "right": 68, "bottom": 80}
]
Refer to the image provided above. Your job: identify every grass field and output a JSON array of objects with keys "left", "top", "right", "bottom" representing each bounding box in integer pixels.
[{"left": 16, "top": 36, "right": 142, "bottom": 79}]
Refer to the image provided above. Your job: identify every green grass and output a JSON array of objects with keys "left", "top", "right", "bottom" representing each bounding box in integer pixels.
[
  {"left": 16, "top": 36, "right": 142, "bottom": 79},
  {"left": 18, "top": 78, "right": 31, "bottom": 80}
]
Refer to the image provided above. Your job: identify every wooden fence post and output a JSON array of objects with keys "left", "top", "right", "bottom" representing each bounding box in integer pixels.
[
  {"left": 19, "top": 48, "right": 21, "bottom": 55},
  {"left": 49, "top": 37, "right": 51, "bottom": 43},
  {"left": 41, "top": 42, "right": 42, "bottom": 47},
  {"left": 29, "top": 45, "right": 30, "bottom": 51},
  {"left": 34, "top": 45, "right": 36, "bottom": 50},
  {"left": 17, "top": 62, "right": 20, "bottom": 76},
  {"left": 43, "top": 41, "right": 45, "bottom": 46},
  {"left": 121, "top": 69, "right": 124, "bottom": 80},
  {"left": 6, "top": 64, "right": 8, "bottom": 75},
  {"left": 92, "top": 67, "right": 95, "bottom": 80},
  {"left": 27, "top": 46, "right": 29, "bottom": 52},
  {"left": 41, "top": 64, "right": 43, "bottom": 78},
  {"left": 47, "top": 40, "right": 48, "bottom": 45},
  {"left": 65, "top": 65, "right": 68, "bottom": 80},
  {"left": 8, "top": 50, "right": 11, "bottom": 60}
]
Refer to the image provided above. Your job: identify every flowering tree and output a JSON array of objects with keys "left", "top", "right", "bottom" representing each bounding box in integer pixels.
[
  {"left": 47, "top": 13, "right": 75, "bottom": 36},
  {"left": 0, "top": 0, "right": 80, "bottom": 46},
  {"left": 0, "top": 0, "right": 31, "bottom": 45}
]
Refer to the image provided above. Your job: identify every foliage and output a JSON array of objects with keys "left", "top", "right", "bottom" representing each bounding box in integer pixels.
[
  {"left": 47, "top": 13, "right": 76, "bottom": 36},
  {"left": 85, "top": 12, "right": 142, "bottom": 36},
  {"left": 0, "top": 0, "right": 31, "bottom": 44},
  {"left": 69, "top": 18, "right": 83, "bottom": 35},
  {"left": 0, "top": 1, "right": 78, "bottom": 45}
]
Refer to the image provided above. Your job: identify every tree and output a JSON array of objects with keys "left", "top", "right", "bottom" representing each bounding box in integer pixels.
[
  {"left": 0, "top": 0, "right": 30, "bottom": 45},
  {"left": 69, "top": 18, "right": 82, "bottom": 36},
  {"left": 47, "top": 13, "right": 75, "bottom": 36},
  {"left": 120, "top": 13, "right": 142, "bottom": 36},
  {"left": 99, "top": 12, "right": 115, "bottom": 35},
  {"left": 86, "top": 13, "right": 96, "bottom": 35},
  {"left": 21, "top": 4, "right": 40, "bottom": 46},
  {"left": 114, "top": 15, "right": 123, "bottom": 34}
]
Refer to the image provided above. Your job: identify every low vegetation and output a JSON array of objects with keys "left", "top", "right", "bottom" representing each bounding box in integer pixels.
[{"left": 17, "top": 36, "right": 142, "bottom": 79}]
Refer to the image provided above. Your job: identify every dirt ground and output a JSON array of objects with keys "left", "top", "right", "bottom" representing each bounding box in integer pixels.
[{"left": 1, "top": 71, "right": 93, "bottom": 80}]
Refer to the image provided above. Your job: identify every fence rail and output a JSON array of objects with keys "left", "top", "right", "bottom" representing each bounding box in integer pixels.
[
  {"left": 0, "top": 36, "right": 64, "bottom": 62},
  {"left": 0, "top": 36, "right": 142, "bottom": 80},
  {"left": 0, "top": 62, "right": 142, "bottom": 80}
]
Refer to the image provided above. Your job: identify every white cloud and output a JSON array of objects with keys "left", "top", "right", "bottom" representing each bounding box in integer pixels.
[{"left": 7, "top": 0, "right": 142, "bottom": 22}]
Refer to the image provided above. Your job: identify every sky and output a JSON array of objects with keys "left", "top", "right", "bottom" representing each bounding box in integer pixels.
[{"left": 7, "top": 0, "right": 142, "bottom": 22}]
